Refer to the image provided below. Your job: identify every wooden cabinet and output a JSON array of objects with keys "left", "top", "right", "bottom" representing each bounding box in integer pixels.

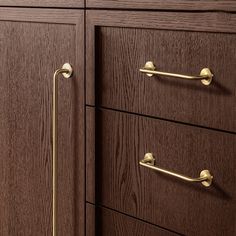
[
  {"left": 0, "top": 2, "right": 235, "bottom": 236},
  {"left": 0, "top": 8, "right": 84, "bottom": 236}
]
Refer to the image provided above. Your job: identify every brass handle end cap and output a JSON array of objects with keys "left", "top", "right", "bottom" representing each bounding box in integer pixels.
[
  {"left": 200, "top": 170, "right": 213, "bottom": 187},
  {"left": 200, "top": 68, "right": 213, "bottom": 86},
  {"left": 62, "top": 63, "right": 73, "bottom": 78},
  {"left": 142, "top": 153, "right": 155, "bottom": 165},
  {"left": 142, "top": 61, "right": 156, "bottom": 77}
]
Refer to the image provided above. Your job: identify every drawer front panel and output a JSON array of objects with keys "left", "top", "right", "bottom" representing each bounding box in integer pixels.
[
  {"left": 87, "top": 0, "right": 236, "bottom": 11},
  {"left": 86, "top": 204, "right": 179, "bottom": 236},
  {"left": 86, "top": 107, "right": 236, "bottom": 236},
  {"left": 86, "top": 11, "right": 236, "bottom": 132}
]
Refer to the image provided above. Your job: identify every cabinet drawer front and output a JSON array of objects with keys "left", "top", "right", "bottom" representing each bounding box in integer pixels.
[
  {"left": 87, "top": 0, "right": 236, "bottom": 11},
  {"left": 86, "top": 107, "right": 236, "bottom": 236},
  {"left": 86, "top": 11, "right": 236, "bottom": 132},
  {"left": 86, "top": 204, "right": 179, "bottom": 236}
]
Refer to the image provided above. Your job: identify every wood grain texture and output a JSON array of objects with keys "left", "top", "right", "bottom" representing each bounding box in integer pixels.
[
  {"left": 0, "top": 8, "right": 84, "bottom": 236},
  {"left": 86, "top": 11, "right": 236, "bottom": 132},
  {"left": 0, "top": 8, "right": 83, "bottom": 24},
  {"left": 86, "top": 203, "right": 179, "bottom": 236},
  {"left": 87, "top": 0, "right": 236, "bottom": 11},
  {"left": 86, "top": 108, "right": 96, "bottom": 203},
  {"left": 86, "top": 107, "right": 236, "bottom": 236},
  {"left": 0, "top": 0, "right": 83, "bottom": 7}
]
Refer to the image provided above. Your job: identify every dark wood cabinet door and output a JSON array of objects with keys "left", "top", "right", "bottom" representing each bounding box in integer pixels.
[
  {"left": 0, "top": 8, "right": 84, "bottom": 236},
  {"left": 87, "top": 0, "right": 236, "bottom": 11},
  {"left": 0, "top": 0, "right": 83, "bottom": 8}
]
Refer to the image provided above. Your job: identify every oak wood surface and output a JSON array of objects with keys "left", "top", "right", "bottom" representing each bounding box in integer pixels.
[
  {"left": 0, "top": 0, "right": 83, "bottom": 7},
  {"left": 86, "top": 10, "right": 236, "bottom": 132},
  {"left": 87, "top": 0, "right": 236, "bottom": 11},
  {"left": 1, "top": 0, "right": 235, "bottom": 11},
  {"left": 0, "top": 8, "right": 84, "bottom": 236},
  {"left": 86, "top": 203, "right": 180, "bottom": 236},
  {"left": 86, "top": 108, "right": 96, "bottom": 204},
  {"left": 86, "top": 107, "right": 236, "bottom": 236},
  {"left": 0, "top": 7, "right": 84, "bottom": 23}
]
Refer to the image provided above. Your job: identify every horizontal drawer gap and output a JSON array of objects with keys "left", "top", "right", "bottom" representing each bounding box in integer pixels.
[
  {"left": 86, "top": 201, "right": 185, "bottom": 236},
  {"left": 86, "top": 104, "right": 236, "bottom": 135}
]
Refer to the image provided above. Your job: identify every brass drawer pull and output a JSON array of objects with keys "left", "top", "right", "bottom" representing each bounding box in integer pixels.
[
  {"left": 52, "top": 63, "right": 73, "bottom": 236},
  {"left": 139, "top": 153, "right": 213, "bottom": 187},
  {"left": 139, "top": 61, "right": 213, "bottom": 85}
]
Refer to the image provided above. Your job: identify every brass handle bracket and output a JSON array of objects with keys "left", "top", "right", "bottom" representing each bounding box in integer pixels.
[
  {"left": 139, "top": 153, "right": 213, "bottom": 187},
  {"left": 139, "top": 61, "right": 213, "bottom": 86},
  {"left": 53, "top": 63, "right": 73, "bottom": 236}
]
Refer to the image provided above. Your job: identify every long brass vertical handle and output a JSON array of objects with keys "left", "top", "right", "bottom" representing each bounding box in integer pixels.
[
  {"left": 53, "top": 63, "right": 73, "bottom": 236},
  {"left": 139, "top": 61, "right": 213, "bottom": 85},
  {"left": 139, "top": 153, "right": 213, "bottom": 187}
]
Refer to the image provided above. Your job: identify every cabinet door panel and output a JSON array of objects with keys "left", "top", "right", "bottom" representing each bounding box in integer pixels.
[{"left": 0, "top": 8, "right": 84, "bottom": 236}]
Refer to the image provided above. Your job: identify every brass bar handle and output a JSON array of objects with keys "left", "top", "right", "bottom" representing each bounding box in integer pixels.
[
  {"left": 139, "top": 61, "right": 213, "bottom": 86},
  {"left": 139, "top": 153, "right": 213, "bottom": 187},
  {"left": 53, "top": 63, "right": 73, "bottom": 236}
]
